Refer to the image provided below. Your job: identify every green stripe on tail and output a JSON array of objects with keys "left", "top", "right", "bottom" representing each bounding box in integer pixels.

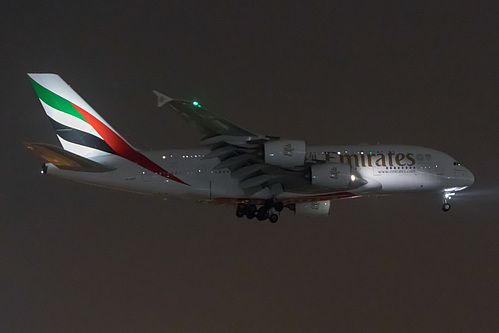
[{"left": 30, "top": 78, "right": 87, "bottom": 123}]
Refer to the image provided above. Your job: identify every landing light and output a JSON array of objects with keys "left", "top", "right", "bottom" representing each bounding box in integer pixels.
[
  {"left": 351, "top": 174, "right": 356, "bottom": 182},
  {"left": 444, "top": 192, "right": 456, "bottom": 199}
]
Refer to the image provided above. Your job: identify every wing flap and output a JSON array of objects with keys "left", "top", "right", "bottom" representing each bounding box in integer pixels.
[
  {"left": 231, "top": 164, "right": 262, "bottom": 179},
  {"left": 240, "top": 174, "right": 275, "bottom": 188}
]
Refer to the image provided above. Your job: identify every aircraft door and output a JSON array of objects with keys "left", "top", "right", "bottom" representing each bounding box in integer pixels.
[
  {"left": 197, "top": 166, "right": 207, "bottom": 180},
  {"left": 435, "top": 163, "right": 444, "bottom": 175},
  {"left": 186, "top": 164, "right": 210, "bottom": 199},
  {"left": 435, "top": 158, "right": 451, "bottom": 176}
]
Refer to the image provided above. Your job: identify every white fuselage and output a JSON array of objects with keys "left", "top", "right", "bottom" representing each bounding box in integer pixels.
[{"left": 45, "top": 144, "right": 474, "bottom": 203}]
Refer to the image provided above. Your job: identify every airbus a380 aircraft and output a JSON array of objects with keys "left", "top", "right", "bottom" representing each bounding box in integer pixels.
[{"left": 26, "top": 73, "right": 474, "bottom": 223}]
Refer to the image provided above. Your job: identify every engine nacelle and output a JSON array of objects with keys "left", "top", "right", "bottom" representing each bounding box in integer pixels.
[
  {"left": 264, "top": 140, "right": 306, "bottom": 167},
  {"left": 294, "top": 200, "right": 331, "bottom": 216},
  {"left": 311, "top": 163, "right": 352, "bottom": 189}
]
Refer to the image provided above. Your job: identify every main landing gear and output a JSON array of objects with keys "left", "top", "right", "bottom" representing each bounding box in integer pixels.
[
  {"left": 236, "top": 199, "right": 284, "bottom": 223},
  {"left": 442, "top": 192, "right": 455, "bottom": 212}
]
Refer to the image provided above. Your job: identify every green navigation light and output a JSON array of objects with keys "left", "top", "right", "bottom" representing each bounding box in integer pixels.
[{"left": 193, "top": 101, "right": 198, "bottom": 106}]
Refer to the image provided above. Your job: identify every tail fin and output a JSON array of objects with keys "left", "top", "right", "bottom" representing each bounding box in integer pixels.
[
  {"left": 28, "top": 73, "right": 133, "bottom": 159},
  {"left": 29, "top": 73, "right": 189, "bottom": 185}
]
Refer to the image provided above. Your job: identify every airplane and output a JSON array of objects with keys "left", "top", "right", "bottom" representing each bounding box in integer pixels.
[{"left": 25, "top": 73, "right": 474, "bottom": 223}]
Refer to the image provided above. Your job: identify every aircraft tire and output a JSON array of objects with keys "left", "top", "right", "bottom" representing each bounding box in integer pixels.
[
  {"left": 442, "top": 203, "right": 451, "bottom": 212},
  {"left": 246, "top": 211, "right": 256, "bottom": 219},
  {"left": 236, "top": 209, "right": 245, "bottom": 218},
  {"left": 269, "top": 214, "right": 278, "bottom": 223},
  {"left": 257, "top": 206, "right": 267, "bottom": 214},
  {"left": 274, "top": 202, "right": 284, "bottom": 212},
  {"left": 248, "top": 205, "right": 257, "bottom": 215},
  {"left": 256, "top": 209, "right": 269, "bottom": 221}
]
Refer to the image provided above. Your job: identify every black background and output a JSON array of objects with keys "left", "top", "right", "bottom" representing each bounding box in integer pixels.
[{"left": 1, "top": 1, "right": 498, "bottom": 332}]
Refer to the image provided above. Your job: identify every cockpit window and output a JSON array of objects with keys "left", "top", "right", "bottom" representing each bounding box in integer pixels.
[{"left": 453, "top": 161, "right": 461, "bottom": 166}]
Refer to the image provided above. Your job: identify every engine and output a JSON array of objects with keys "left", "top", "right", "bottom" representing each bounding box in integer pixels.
[
  {"left": 311, "top": 163, "right": 352, "bottom": 189},
  {"left": 264, "top": 140, "right": 306, "bottom": 167},
  {"left": 294, "top": 200, "right": 331, "bottom": 216}
]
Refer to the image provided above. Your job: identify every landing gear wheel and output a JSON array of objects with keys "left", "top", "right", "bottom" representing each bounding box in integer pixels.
[
  {"left": 246, "top": 211, "right": 256, "bottom": 219},
  {"left": 248, "top": 205, "right": 257, "bottom": 215},
  {"left": 256, "top": 207, "right": 269, "bottom": 221},
  {"left": 274, "top": 202, "right": 284, "bottom": 212},
  {"left": 236, "top": 209, "right": 245, "bottom": 218},
  {"left": 442, "top": 203, "right": 451, "bottom": 212},
  {"left": 256, "top": 212, "right": 267, "bottom": 221},
  {"left": 269, "top": 214, "right": 279, "bottom": 223}
]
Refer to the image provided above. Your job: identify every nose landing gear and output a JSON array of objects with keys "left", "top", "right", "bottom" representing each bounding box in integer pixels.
[{"left": 442, "top": 192, "right": 455, "bottom": 212}]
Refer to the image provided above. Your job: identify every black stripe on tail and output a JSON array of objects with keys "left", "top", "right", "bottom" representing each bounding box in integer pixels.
[{"left": 48, "top": 118, "right": 116, "bottom": 154}]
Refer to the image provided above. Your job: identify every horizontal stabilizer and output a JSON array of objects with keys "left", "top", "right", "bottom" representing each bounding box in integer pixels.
[{"left": 25, "top": 142, "right": 116, "bottom": 172}]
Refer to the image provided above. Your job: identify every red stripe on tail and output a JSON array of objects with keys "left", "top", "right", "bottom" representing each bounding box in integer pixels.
[{"left": 72, "top": 103, "right": 189, "bottom": 186}]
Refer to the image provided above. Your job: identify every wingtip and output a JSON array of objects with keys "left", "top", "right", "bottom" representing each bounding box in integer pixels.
[{"left": 152, "top": 90, "right": 173, "bottom": 107}]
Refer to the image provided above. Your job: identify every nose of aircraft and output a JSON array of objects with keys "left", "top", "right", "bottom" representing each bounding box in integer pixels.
[{"left": 463, "top": 167, "right": 475, "bottom": 187}]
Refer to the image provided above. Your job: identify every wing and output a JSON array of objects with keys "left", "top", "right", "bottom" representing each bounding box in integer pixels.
[
  {"left": 153, "top": 91, "right": 259, "bottom": 138},
  {"left": 154, "top": 91, "right": 359, "bottom": 197}
]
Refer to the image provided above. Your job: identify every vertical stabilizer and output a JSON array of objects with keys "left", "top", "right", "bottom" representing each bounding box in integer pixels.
[
  {"left": 28, "top": 73, "right": 132, "bottom": 158},
  {"left": 28, "top": 73, "right": 189, "bottom": 186}
]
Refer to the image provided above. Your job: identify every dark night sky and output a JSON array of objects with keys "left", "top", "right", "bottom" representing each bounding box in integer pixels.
[{"left": 1, "top": 1, "right": 499, "bottom": 332}]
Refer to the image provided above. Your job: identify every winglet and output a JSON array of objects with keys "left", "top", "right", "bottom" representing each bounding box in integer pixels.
[{"left": 152, "top": 90, "right": 173, "bottom": 107}]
